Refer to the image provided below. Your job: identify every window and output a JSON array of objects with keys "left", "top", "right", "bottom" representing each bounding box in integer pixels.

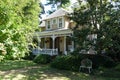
[
  {"left": 52, "top": 19, "right": 56, "bottom": 24},
  {"left": 59, "top": 18, "right": 62, "bottom": 28},
  {"left": 47, "top": 21, "right": 50, "bottom": 29}
]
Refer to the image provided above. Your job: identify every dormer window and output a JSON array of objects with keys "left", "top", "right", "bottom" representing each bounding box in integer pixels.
[
  {"left": 47, "top": 20, "right": 51, "bottom": 29},
  {"left": 58, "top": 18, "right": 63, "bottom": 28}
]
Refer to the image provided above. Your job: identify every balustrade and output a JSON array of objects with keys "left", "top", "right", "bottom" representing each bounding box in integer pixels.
[{"left": 32, "top": 48, "right": 58, "bottom": 56}]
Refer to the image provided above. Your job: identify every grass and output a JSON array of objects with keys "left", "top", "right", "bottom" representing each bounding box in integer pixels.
[
  {"left": 0, "top": 60, "right": 120, "bottom": 80},
  {"left": 0, "top": 60, "right": 37, "bottom": 71}
]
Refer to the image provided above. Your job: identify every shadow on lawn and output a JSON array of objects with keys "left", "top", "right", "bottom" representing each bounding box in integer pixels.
[
  {"left": 0, "top": 65, "right": 90, "bottom": 80},
  {"left": 0, "top": 60, "right": 120, "bottom": 80},
  {"left": 1, "top": 65, "right": 120, "bottom": 80},
  {"left": 24, "top": 66, "right": 90, "bottom": 80},
  {"left": 0, "top": 60, "right": 37, "bottom": 71},
  {"left": 96, "top": 69, "right": 120, "bottom": 78}
]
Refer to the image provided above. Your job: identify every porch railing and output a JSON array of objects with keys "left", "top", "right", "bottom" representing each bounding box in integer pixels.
[{"left": 32, "top": 48, "right": 58, "bottom": 56}]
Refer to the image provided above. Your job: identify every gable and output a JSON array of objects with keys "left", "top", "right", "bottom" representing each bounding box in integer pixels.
[{"left": 44, "top": 8, "right": 70, "bottom": 20}]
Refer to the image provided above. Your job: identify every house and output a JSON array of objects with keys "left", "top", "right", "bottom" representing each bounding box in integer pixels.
[
  {"left": 33, "top": 8, "right": 96, "bottom": 56},
  {"left": 33, "top": 8, "right": 76, "bottom": 56}
]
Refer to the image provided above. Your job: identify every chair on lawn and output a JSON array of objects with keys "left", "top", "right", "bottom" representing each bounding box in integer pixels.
[{"left": 79, "top": 58, "right": 92, "bottom": 73}]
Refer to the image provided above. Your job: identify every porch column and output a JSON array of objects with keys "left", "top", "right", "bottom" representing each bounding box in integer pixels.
[
  {"left": 51, "top": 35, "right": 56, "bottom": 55},
  {"left": 37, "top": 37, "right": 41, "bottom": 54},
  {"left": 38, "top": 37, "right": 41, "bottom": 48},
  {"left": 51, "top": 35, "right": 56, "bottom": 49},
  {"left": 64, "top": 36, "right": 67, "bottom": 55},
  {"left": 71, "top": 41, "right": 74, "bottom": 52},
  {"left": 44, "top": 38, "right": 46, "bottom": 49}
]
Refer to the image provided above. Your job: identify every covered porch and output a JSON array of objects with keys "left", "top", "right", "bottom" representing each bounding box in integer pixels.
[{"left": 34, "top": 29, "right": 74, "bottom": 55}]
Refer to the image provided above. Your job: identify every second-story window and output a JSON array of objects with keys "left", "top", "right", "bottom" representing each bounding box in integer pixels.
[
  {"left": 59, "top": 18, "right": 62, "bottom": 28},
  {"left": 52, "top": 19, "right": 56, "bottom": 24},
  {"left": 47, "top": 21, "right": 50, "bottom": 29}
]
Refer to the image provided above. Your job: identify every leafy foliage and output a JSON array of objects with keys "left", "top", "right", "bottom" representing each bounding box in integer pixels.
[
  {"left": 45, "top": 0, "right": 70, "bottom": 14},
  {"left": 0, "top": 0, "right": 40, "bottom": 59},
  {"left": 46, "top": 0, "right": 70, "bottom": 8},
  {"left": 115, "top": 64, "right": 120, "bottom": 71},
  {"left": 51, "top": 55, "right": 78, "bottom": 71},
  {"left": 33, "top": 54, "right": 52, "bottom": 64},
  {"left": 69, "top": 0, "right": 120, "bottom": 61},
  {"left": 51, "top": 54, "right": 116, "bottom": 71},
  {"left": 0, "top": 43, "right": 6, "bottom": 61}
]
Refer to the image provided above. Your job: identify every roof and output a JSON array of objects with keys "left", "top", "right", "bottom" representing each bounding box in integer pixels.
[
  {"left": 39, "top": 21, "right": 45, "bottom": 27},
  {"left": 43, "top": 8, "right": 70, "bottom": 20}
]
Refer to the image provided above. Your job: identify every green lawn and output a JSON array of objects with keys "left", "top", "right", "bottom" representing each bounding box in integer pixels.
[{"left": 0, "top": 60, "right": 120, "bottom": 80}]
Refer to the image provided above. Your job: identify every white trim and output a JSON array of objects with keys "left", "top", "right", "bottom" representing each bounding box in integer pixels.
[
  {"left": 62, "top": 17, "right": 64, "bottom": 28},
  {"left": 32, "top": 48, "right": 58, "bottom": 56},
  {"left": 35, "top": 29, "right": 73, "bottom": 38},
  {"left": 51, "top": 35, "right": 56, "bottom": 50}
]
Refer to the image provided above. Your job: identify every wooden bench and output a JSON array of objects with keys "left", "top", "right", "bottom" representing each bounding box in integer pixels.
[{"left": 79, "top": 58, "right": 92, "bottom": 73}]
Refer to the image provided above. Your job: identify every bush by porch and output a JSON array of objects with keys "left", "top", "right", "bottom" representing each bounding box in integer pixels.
[{"left": 50, "top": 54, "right": 116, "bottom": 72}]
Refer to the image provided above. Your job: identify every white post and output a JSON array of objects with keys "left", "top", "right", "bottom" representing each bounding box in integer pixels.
[
  {"left": 51, "top": 35, "right": 56, "bottom": 55},
  {"left": 44, "top": 38, "right": 46, "bottom": 49},
  {"left": 37, "top": 37, "right": 41, "bottom": 54},
  {"left": 64, "top": 36, "right": 67, "bottom": 55},
  {"left": 72, "top": 33, "right": 75, "bottom": 51},
  {"left": 71, "top": 41, "right": 74, "bottom": 52}
]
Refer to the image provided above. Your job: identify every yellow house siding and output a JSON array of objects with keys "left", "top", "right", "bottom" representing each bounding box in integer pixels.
[
  {"left": 45, "top": 38, "right": 51, "bottom": 49},
  {"left": 41, "top": 27, "right": 46, "bottom": 31},
  {"left": 45, "top": 16, "right": 68, "bottom": 30},
  {"left": 64, "top": 17, "right": 70, "bottom": 29}
]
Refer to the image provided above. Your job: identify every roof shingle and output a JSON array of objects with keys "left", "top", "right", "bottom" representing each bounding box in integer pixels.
[{"left": 43, "top": 8, "right": 69, "bottom": 20}]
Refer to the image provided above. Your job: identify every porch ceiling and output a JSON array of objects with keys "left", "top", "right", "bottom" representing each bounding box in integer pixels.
[{"left": 34, "top": 29, "right": 73, "bottom": 37}]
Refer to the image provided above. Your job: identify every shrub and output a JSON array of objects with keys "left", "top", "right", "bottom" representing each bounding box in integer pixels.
[
  {"left": 51, "top": 54, "right": 88, "bottom": 71},
  {"left": 90, "top": 55, "right": 106, "bottom": 69},
  {"left": 0, "top": 43, "right": 6, "bottom": 61},
  {"left": 23, "top": 52, "right": 36, "bottom": 60},
  {"left": 51, "top": 55, "right": 73, "bottom": 70},
  {"left": 33, "top": 54, "right": 51, "bottom": 64},
  {"left": 51, "top": 53, "right": 116, "bottom": 71},
  {"left": 0, "top": 55, "right": 4, "bottom": 62},
  {"left": 115, "top": 64, "right": 120, "bottom": 71},
  {"left": 90, "top": 54, "right": 117, "bottom": 68},
  {"left": 103, "top": 57, "right": 116, "bottom": 68}
]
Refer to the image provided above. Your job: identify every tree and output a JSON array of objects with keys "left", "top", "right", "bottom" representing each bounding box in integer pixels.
[
  {"left": 46, "top": 0, "right": 70, "bottom": 8},
  {"left": 0, "top": 0, "right": 40, "bottom": 60},
  {"left": 69, "top": 0, "right": 120, "bottom": 61},
  {"left": 45, "top": 0, "right": 70, "bottom": 14}
]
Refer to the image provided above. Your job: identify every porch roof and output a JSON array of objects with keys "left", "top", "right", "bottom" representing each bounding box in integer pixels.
[{"left": 35, "top": 29, "right": 73, "bottom": 37}]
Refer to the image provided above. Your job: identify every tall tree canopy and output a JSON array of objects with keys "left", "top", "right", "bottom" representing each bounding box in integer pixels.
[
  {"left": 45, "top": 0, "right": 70, "bottom": 14},
  {"left": 69, "top": 0, "right": 120, "bottom": 60},
  {"left": 0, "top": 0, "right": 40, "bottom": 60},
  {"left": 46, "top": 0, "right": 70, "bottom": 8}
]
